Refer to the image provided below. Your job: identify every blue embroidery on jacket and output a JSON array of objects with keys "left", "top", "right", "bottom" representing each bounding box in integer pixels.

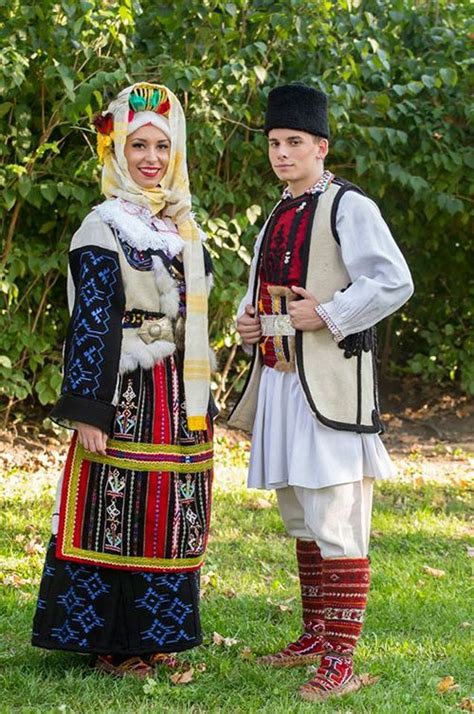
[{"left": 63, "top": 252, "right": 120, "bottom": 398}]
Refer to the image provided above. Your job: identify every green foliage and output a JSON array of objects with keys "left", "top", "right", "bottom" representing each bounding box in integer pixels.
[{"left": 1, "top": 0, "right": 473, "bottom": 419}]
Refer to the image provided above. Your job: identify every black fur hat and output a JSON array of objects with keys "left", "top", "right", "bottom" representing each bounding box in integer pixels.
[{"left": 264, "top": 83, "right": 329, "bottom": 138}]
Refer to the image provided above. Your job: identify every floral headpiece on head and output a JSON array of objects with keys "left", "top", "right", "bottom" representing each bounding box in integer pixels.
[
  {"left": 92, "top": 84, "right": 171, "bottom": 163},
  {"left": 128, "top": 84, "right": 171, "bottom": 116}
]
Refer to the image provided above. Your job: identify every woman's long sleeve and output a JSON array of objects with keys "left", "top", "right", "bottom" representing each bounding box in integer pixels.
[{"left": 50, "top": 214, "right": 125, "bottom": 432}]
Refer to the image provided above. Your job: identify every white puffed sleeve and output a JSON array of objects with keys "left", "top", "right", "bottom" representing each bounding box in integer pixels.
[{"left": 318, "top": 191, "right": 414, "bottom": 338}]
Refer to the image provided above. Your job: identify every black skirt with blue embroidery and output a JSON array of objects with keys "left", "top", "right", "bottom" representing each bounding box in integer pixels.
[{"left": 32, "top": 536, "right": 202, "bottom": 655}]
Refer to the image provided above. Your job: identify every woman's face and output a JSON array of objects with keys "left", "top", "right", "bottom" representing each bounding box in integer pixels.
[{"left": 124, "top": 124, "right": 171, "bottom": 189}]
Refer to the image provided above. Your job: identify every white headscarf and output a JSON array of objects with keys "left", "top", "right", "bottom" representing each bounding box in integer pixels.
[{"left": 96, "top": 83, "right": 210, "bottom": 431}]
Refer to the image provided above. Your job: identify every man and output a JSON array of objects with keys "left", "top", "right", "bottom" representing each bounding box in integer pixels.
[{"left": 229, "top": 83, "right": 413, "bottom": 702}]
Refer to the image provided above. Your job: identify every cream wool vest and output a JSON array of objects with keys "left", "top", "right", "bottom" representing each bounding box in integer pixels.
[
  {"left": 67, "top": 211, "right": 182, "bottom": 376},
  {"left": 229, "top": 181, "right": 382, "bottom": 434}
]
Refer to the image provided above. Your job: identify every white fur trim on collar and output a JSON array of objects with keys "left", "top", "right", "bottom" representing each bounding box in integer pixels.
[{"left": 94, "top": 198, "right": 184, "bottom": 257}]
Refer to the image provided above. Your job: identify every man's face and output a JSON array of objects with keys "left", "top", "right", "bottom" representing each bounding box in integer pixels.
[{"left": 267, "top": 129, "right": 328, "bottom": 183}]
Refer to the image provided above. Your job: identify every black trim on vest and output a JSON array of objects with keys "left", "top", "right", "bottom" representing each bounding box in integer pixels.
[
  {"left": 356, "top": 354, "right": 362, "bottom": 425},
  {"left": 338, "top": 325, "right": 376, "bottom": 358},
  {"left": 228, "top": 220, "right": 269, "bottom": 422},
  {"left": 330, "top": 178, "right": 366, "bottom": 245},
  {"left": 371, "top": 329, "right": 384, "bottom": 434},
  {"left": 295, "top": 189, "right": 381, "bottom": 434}
]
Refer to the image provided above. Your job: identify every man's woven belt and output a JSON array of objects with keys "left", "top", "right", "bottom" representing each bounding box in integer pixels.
[{"left": 260, "top": 314, "right": 295, "bottom": 337}]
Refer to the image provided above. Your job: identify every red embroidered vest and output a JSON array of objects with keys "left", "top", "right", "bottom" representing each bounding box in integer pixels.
[{"left": 258, "top": 193, "right": 317, "bottom": 369}]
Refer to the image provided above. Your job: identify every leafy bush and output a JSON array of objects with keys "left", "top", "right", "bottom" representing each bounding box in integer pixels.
[{"left": 1, "top": 0, "right": 472, "bottom": 423}]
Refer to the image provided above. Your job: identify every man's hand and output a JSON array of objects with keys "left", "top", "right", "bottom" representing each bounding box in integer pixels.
[
  {"left": 237, "top": 304, "right": 262, "bottom": 345},
  {"left": 74, "top": 422, "right": 108, "bottom": 455},
  {"left": 288, "top": 286, "right": 325, "bottom": 331}
]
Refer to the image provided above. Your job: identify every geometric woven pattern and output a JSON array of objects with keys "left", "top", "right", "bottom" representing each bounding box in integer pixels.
[
  {"left": 258, "top": 538, "right": 326, "bottom": 666},
  {"left": 322, "top": 557, "right": 370, "bottom": 655},
  {"left": 56, "top": 431, "right": 213, "bottom": 572},
  {"left": 64, "top": 250, "right": 120, "bottom": 398},
  {"left": 32, "top": 537, "right": 201, "bottom": 655},
  {"left": 257, "top": 193, "right": 318, "bottom": 370},
  {"left": 297, "top": 539, "right": 325, "bottom": 636}
]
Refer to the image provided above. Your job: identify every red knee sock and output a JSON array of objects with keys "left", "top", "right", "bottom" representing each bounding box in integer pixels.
[
  {"left": 296, "top": 538, "right": 325, "bottom": 637},
  {"left": 302, "top": 557, "right": 370, "bottom": 694},
  {"left": 323, "top": 557, "right": 370, "bottom": 655}
]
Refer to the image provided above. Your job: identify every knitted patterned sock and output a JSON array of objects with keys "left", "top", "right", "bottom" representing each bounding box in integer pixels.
[
  {"left": 259, "top": 539, "right": 325, "bottom": 667},
  {"left": 297, "top": 538, "right": 325, "bottom": 638},
  {"left": 323, "top": 557, "right": 370, "bottom": 655},
  {"left": 299, "top": 558, "right": 370, "bottom": 700}
]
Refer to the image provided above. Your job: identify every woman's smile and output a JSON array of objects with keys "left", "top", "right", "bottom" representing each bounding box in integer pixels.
[{"left": 138, "top": 166, "right": 161, "bottom": 177}]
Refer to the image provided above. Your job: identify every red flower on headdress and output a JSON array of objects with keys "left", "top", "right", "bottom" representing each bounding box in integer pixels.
[
  {"left": 157, "top": 99, "right": 170, "bottom": 116},
  {"left": 92, "top": 112, "right": 114, "bottom": 135}
]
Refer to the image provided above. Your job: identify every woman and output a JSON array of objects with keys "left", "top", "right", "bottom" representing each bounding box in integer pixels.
[{"left": 32, "top": 83, "right": 214, "bottom": 678}]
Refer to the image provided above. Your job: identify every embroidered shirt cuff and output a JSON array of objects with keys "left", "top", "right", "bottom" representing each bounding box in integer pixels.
[{"left": 315, "top": 304, "right": 345, "bottom": 343}]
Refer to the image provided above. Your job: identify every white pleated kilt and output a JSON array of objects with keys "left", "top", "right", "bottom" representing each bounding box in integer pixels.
[{"left": 247, "top": 366, "right": 396, "bottom": 490}]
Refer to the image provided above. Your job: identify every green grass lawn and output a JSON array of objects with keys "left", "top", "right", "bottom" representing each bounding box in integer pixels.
[{"left": 0, "top": 449, "right": 472, "bottom": 713}]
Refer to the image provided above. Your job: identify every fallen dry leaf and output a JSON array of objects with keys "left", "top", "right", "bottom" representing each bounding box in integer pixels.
[
  {"left": 358, "top": 673, "right": 381, "bottom": 687},
  {"left": 247, "top": 498, "right": 273, "bottom": 510},
  {"left": 24, "top": 536, "right": 45, "bottom": 556},
  {"left": 195, "top": 662, "right": 206, "bottom": 673},
  {"left": 437, "top": 675, "right": 459, "bottom": 694},
  {"left": 224, "top": 588, "right": 237, "bottom": 598},
  {"left": 459, "top": 697, "right": 474, "bottom": 711},
  {"left": 467, "top": 547, "right": 474, "bottom": 559},
  {"left": 170, "top": 667, "right": 194, "bottom": 685},
  {"left": 2, "top": 573, "right": 30, "bottom": 588},
  {"left": 266, "top": 598, "right": 293, "bottom": 613},
  {"left": 240, "top": 646, "right": 252, "bottom": 659},
  {"left": 212, "top": 631, "right": 238, "bottom": 647},
  {"left": 201, "top": 571, "right": 218, "bottom": 588},
  {"left": 212, "top": 631, "right": 224, "bottom": 646},
  {"left": 423, "top": 565, "right": 446, "bottom": 578},
  {"left": 224, "top": 637, "right": 238, "bottom": 647},
  {"left": 460, "top": 622, "right": 471, "bottom": 629}
]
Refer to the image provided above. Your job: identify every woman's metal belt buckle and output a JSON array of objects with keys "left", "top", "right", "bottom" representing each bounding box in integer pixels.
[
  {"left": 260, "top": 314, "right": 295, "bottom": 337},
  {"left": 137, "top": 316, "right": 174, "bottom": 344}
]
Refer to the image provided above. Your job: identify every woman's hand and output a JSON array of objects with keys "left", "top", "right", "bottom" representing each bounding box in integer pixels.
[
  {"left": 288, "top": 286, "right": 326, "bottom": 331},
  {"left": 237, "top": 304, "right": 262, "bottom": 345},
  {"left": 74, "top": 422, "right": 108, "bottom": 455}
]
